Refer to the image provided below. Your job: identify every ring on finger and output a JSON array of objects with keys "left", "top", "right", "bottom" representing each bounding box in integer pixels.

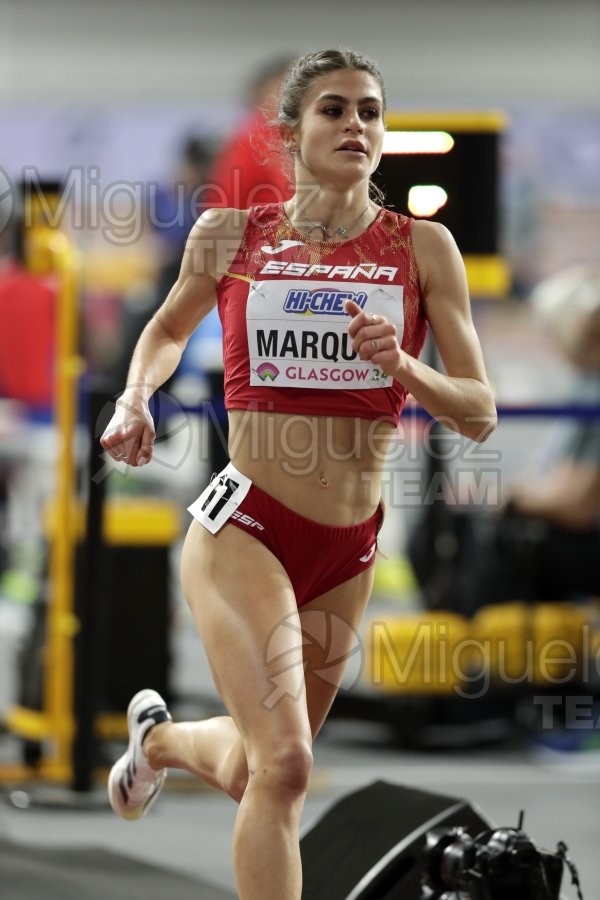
[{"left": 372, "top": 338, "right": 379, "bottom": 352}]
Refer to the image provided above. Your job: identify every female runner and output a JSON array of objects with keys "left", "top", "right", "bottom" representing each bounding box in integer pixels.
[{"left": 101, "top": 48, "right": 496, "bottom": 900}]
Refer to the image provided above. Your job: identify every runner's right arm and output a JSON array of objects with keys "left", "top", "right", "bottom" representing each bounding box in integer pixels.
[{"left": 100, "top": 208, "right": 242, "bottom": 466}]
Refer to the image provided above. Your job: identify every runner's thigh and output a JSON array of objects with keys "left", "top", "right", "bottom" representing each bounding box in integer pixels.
[
  {"left": 180, "top": 519, "right": 312, "bottom": 754},
  {"left": 299, "top": 566, "right": 375, "bottom": 738}
]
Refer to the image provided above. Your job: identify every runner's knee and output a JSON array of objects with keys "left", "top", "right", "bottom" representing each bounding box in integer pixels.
[{"left": 248, "top": 739, "right": 313, "bottom": 797}]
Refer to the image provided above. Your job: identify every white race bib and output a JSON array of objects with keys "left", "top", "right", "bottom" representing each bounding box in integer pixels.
[
  {"left": 247, "top": 280, "right": 404, "bottom": 390},
  {"left": 188, "top": 463, "right": 252, "bottom": 534}
]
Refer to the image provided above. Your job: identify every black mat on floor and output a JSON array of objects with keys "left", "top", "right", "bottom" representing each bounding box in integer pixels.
[{"left": 0, "top": 839, "right": 236, "bottom": 900}]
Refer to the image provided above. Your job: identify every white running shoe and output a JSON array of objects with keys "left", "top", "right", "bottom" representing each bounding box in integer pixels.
[{"left": 107, "top": 688, "right": 172, "bottom": 821}]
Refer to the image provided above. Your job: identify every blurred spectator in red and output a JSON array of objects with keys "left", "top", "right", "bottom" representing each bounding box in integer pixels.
[
  {"left": 0, "top": 181, "right": 56, "bottom": 413},
  {"left": 205, "top": 56, "right": 295, "bottom": 209}
]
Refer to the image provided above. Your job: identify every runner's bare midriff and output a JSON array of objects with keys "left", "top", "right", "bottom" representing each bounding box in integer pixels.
[{"left": 227, "top": 408, "right": 394, "bottom": 525}]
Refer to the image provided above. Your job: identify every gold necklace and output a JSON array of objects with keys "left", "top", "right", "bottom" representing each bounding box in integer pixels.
[{"left": 301, "top": 201, "right": 372, "bottom": 240}]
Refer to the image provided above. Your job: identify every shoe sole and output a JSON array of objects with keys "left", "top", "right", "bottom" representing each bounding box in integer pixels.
[{"left": 107, "top": 689, "right": 168, "bottom": 821}]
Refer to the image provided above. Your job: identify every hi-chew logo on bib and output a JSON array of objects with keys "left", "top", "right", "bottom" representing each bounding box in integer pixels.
[
  {"left": 283, "top": 287, "right": 367, "bottom": 316},
  {"left": 247, "top": 280, "right": 404, "bottom": 391}
]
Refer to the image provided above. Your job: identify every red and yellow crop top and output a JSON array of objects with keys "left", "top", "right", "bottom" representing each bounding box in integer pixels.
[{"left": 216, "top": 203, "right": 427, "bottom": 426}]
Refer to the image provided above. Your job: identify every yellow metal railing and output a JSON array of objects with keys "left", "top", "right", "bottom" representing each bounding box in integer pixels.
[{"left": 2, "top": 232, "right": 83, "bottom": 783}]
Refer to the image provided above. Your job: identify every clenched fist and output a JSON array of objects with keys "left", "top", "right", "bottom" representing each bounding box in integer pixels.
[
  {"left": 100, "top": 394, "right": 155, "bottom": 467},
  {"left": 345, "top": 298, "right": 404, "bottom": 378}
]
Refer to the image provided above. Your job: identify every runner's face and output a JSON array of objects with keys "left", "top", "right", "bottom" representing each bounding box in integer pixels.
[{"left": 291, "top": 69, "right": 385, "bottom": 188}]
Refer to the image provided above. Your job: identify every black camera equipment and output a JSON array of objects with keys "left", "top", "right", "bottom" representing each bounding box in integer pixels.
[{"left": 422, "top": 811, "right": 583, "bottom": 900}]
